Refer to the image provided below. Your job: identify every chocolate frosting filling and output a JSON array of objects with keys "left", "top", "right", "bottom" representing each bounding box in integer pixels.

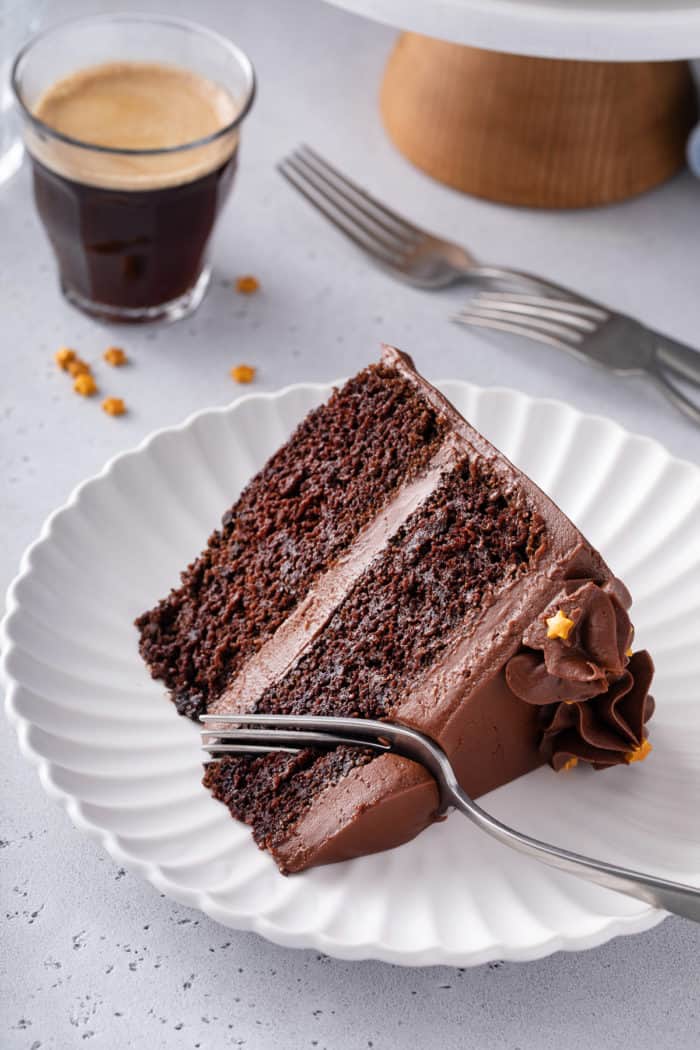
[{"left": 505, "top": 578, "right": 654, "bottom": 770}]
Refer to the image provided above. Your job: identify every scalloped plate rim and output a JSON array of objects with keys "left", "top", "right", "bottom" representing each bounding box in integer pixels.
[{"left": 3, "top": 378, "right": 691, "bottom": 967}]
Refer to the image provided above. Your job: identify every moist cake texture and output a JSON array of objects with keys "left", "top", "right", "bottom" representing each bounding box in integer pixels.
[
  {"left": 137, "top": 363, "right": 445, "bottom": 720},
  {"left": 137, "top": 347, "right": 654, "bottom": 873},
  {"left": 251, "top": 457, "right": 545, "bottom": 722}
]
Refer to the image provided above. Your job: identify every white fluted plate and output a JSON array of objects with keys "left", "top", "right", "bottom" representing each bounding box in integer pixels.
[{"left": 3, "top": 382, "right": 700, "bottom": 966}]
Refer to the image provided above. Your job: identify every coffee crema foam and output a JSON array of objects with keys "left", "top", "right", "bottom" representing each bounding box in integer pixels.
[{"left": 29, "top": 61, "right": 240, "bottom": 190}]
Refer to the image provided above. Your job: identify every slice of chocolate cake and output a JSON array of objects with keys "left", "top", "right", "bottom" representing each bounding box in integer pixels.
[{"left": 137, "top": 347, "right": 654, "bottom": 874}]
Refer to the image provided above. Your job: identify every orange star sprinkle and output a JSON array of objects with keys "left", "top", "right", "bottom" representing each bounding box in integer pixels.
[
  {"left": 55, "top": 347, "right": 77, "bottom": 370},
  {"left": 546, "top": 609, "right": 575, "bottom": 641},
  {"left": 102, "top": 397, "right": 126, "bottom": 416},
  {"left": 73, "top": 373, "right": 98, "bottom": 397},
  {"left": 67, "top": 359, "right": 91, "bottom": 377},
  {"left": 230, "top": 364, "right": 256, "bottom": 384},
  {"left": 625, "top": 739, "right": 652, "bottom": 764},
  {"left": 104, "top": 346, "right": 128, "bottom": 367},
  {"left": 235, "top": 275, "right": 260, "bottom": 294},
  {"left": 559, "top": 757, "right": 578, "bottom": 772}
]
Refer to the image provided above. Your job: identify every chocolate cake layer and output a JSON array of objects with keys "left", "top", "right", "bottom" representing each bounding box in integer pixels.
[
  {"left": 208, "top": 439, "right": 460, "bottom": 717},
  {"left": 250, "top": 456, "right": 544, "bottom": 721},
  {"left": 204, "top": 747, "right": 376, "bottom": 853},
  {"left": 139, "top": 346, "right": 654, "bottom": 874},
  {"left": 204, "top": 455, "right": 546, "bottom": 860},
  {"left": 136, "top": 363, "right": 446, "bottom": 719}
]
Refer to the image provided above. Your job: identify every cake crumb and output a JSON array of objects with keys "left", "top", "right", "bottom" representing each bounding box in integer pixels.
[
  {"left": 546, "top": 609, "right": 574, "bottom": 641},
  {"left": 73, "top": 373, "right": 98, "bottom": 397},
  {"left": 102, "top": 397, "right": 126, "bottom": 416},
  {"left": 230, "top": 364, "right": 256, "bottom": 384},
  {"left": 559, "top": 757, "right": 578, "bottom": 772},
  {"left": 625, "top": 739, "right": 652, "bottom": 764},
  {"left": 55, "top": 347, "right": 77, "bottom": 370},
  {"left": 104, "top": 346, "right": 128, "bottom": 367},
  {"left": 67, "top": 359, "right": 92, "bottom": 377},
  {"left": 235, "top": 275, "right": 260, "bottom": 294}
]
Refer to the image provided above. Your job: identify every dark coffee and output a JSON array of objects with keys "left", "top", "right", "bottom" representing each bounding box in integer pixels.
[
  {"left": 31, "top": 150, "right": 237, "bottom": 315},
  {"left": 26, "top": 61, "right": 241, "bottom": 319}
]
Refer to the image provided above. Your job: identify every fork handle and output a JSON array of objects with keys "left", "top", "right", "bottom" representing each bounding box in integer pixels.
[
  {"left": 648, "top": 357, "right": 700, "bottom": 426},
  {"left": 653, "top": 334, "right": 700, "bottom": 388},
  {"left": 450, "top": 787, "right": 700, "bottom": 922}
]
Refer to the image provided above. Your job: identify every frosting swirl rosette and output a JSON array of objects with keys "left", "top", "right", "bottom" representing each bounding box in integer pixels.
[{"left": 505, "top": 578, "right": 654, "bottom": 771}]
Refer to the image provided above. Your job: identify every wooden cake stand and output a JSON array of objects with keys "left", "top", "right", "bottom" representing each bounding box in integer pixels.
[{"left": 328, "top": 0, "right": 700, "bottom": 208}]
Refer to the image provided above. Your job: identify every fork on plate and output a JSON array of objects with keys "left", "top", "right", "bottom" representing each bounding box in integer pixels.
[
  {"left": 278, "top": 144, "right": 572, "bottom": 294},
  {"left": 202, "top": 713, "right": 700, "bottom": 922},
  {"left": 454, "top": 291, "right": 700, "bottom": 425}
]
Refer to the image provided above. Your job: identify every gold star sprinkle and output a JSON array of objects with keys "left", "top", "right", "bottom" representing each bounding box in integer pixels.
[
  {"left": 625, "top": 647, "right": 633, "bottom": 658},
  {"left": 73, "top": 373, "right": 98, "bottom": 397},
  {"left": 546, "top": 609, "right": 575, "bottom": 641},
  {"left": 102, "top": 397, "right": 126, "bottom": 416},
  {"left": 103, "top": 346, "right": 128, "bottom": 367},
  {"left": 625, "top": 739, "right": 652, "bottom": 764},
  {"left": 235, "top": 275, "right": 260, "bottom": 295},
  {"left": 230, "top": 364, "right": 256, "bottom": 384},
  {"left": 55, "top": 347, "right": 77, "bottom": 370},
  {"left": 67, "top": 358, "right": 91, "bottom": 377},
  {"left": 559, "top": 757, "right": 578, "bottom": 772}
]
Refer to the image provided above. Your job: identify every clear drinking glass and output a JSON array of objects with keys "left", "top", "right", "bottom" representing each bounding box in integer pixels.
[{"left": 11, "top": 14, "right": 255, "bottom": 323}]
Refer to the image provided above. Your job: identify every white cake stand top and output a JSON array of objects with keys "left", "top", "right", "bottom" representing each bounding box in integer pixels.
[{"left": 328, "top": 0, "right": 700, "bottom": 60}]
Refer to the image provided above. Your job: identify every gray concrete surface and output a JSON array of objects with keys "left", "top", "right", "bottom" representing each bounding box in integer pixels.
[{"left": 2, "top": 1, "right": 700, "bottom": 1047}]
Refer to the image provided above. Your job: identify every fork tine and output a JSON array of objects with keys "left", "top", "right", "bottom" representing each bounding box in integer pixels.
[
  {"left": 278, "top": 162, "right": 399, "bottom": 266},
  {"left": 201, "top": 712, "right": 422, "bottom": 757},
  {"left": 457, "top": 305, "right": 584, "bottom": 344},
  {"left": 475, "top": 291, "right": 608, "bottom": 322},
  {"left": 288, "top": 153, "right": 411, "bottom": 252},
  {"left": 201, "top": 725, "right": 389, "bottom": 752},
  {"left": 471, "top": 297, "right": 600, "bottom": 332},
  {"left": 201, "top": 712, "right": 433, "bottom": 755},
  {"left": 453, "top": 309, "right": 577, "bottom": 351},
  {"left": 297, "top": 144, "right": 423, "bottom": 241},
  {"left": 199, "top": 713, "right": 388, "bottom": 730},
  {"left": 279, "top": 156, "right": 405, "bottom": 262},
  {"left": 203, "top": 744, "right": 302, "bottom": 756}
]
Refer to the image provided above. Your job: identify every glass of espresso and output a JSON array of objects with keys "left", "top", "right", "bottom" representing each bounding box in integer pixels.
[{"left": 12, "top": 14, "right": 255, "bottom": 323}]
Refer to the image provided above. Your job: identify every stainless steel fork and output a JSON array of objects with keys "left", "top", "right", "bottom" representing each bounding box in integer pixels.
[
  {"left": 201, "top": 713, "right": 700, "bottom": 922},
  {"left": 455, "top": 291, "right": 700, "bottom": 425},
  {"left": 278, "top": 145, "right": 575, "bottom": 294}
]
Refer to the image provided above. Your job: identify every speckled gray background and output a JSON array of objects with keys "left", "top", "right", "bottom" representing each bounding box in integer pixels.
[{"left": 2, "top": 1, "right": 700, "bottom": 1047}]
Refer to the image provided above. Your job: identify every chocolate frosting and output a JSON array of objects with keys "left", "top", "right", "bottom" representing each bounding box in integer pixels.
[
  {"left": 505, "top": 578, "right": 654, "bottom": 770},
  {"left": 197, "top": 348, "right": 656, "bottom": 871}
]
